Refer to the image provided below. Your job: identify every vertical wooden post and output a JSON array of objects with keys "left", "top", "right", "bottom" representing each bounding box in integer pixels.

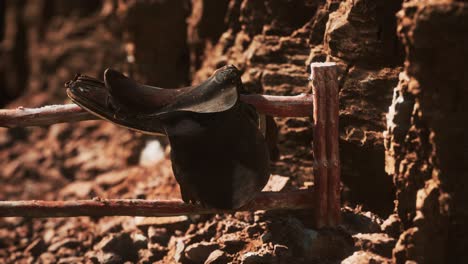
[
  {"left": 310, "top": 63, "right": 329, "bottom": 228},
  {"left": 324, "top": 64, "right": 341, "bottom": 226},
  {"left": 310, "top": 62, "right": 340, "bottom": 227}
]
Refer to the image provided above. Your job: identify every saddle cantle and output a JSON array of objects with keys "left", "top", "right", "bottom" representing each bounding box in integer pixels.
[{"left": 66, "top": 65, "right": 272, "bottom": 209}]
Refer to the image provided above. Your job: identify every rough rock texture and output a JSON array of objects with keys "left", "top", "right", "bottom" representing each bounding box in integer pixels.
[
  {"left": 342, "top": 250, "right": 392, "bottom": 264},
  {"left": 353, "top": 233, "right": 395, "bottom": 258},
  {"left": 385, "top": 0, "right": 468, "bottom": 262},
  {"left": 189, "top": 0, "right": 404, "bottom": 215},
  {"left": 324, "top": 0, "right": 404, "bottom": 215}
]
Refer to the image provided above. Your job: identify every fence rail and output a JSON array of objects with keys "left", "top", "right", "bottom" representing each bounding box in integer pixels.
[
  {"left": 0, "top": 62, "right": 340, "bottom": 228},
  {"left": 0, "top": 190, "right": 312, "bottom": 217}
]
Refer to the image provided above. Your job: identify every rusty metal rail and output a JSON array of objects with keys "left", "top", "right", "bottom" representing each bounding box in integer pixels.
[{"left": 0, "top": 63, "right": 340, "bottom": 227}]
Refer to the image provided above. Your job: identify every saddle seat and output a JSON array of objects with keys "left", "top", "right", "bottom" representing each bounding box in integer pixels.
[
  {"left": 104, "top": 65, "right": 241, "bottom": 117},
  {"left": 66, "top": 65, "right": 242, "bottom": 135}
]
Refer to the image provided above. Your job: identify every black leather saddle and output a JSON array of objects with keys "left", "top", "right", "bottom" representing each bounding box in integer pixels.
[{"left": 66, "top": 65, "right": 274, "bottom": 209}]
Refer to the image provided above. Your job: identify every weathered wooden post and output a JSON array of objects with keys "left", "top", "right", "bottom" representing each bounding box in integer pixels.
[{"left": 310, "top": 62, "right": 340, "bottom": 227}]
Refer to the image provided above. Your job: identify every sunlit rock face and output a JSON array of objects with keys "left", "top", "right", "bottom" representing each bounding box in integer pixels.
[{"left": 385, "top": 1, "right": 468, "bottom": 262}]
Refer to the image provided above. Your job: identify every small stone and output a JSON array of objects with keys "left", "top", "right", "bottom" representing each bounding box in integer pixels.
[
  {"left": 173, "top": 238, "right": 186, "bottom": 263},
  {"left": 48, "top": 238, "right": 81, "bottom": 252},
  {"left": 353, "top": 233, "right": 396, "bottom": 258},
  {"left": 148, "top": 227, "right": 169, "bottom": 245},
  {"left": 38, "top": 252, "right": 56, "bottom": 263},
  {"left": 138, "top": 249, "right": 163, "bottom": 264},
  {"left": 56, "top": 247, "right": 78, "bottom": 258},
  {"left": 148, "top": 243, "right": 168, "bottom": 261},
  {"left": 218, "top": 233, "right": 246, "bottom": 253},
  {"left": 85, "top": 250, "right": 98, "bottom": 262},
  {"left": 96, "top": 217, "right": 124, "bottom": 236},
  {"left": 95, "top": 171, "right": 128, "bottom": 187},
  {"left": 135, "top": 216, "right": 189, "bottom": 230},
  {"left": 242, "top": 251, "right": 274, "bottom": 264},
  {"left": 57, "top": 257, "right": 84, "bottom": 264},
  {"left": 381, "top": 214, "right": 402, "bottom": 238},
  {"left": 131, "top": 233, "right": 148, "bottom": 250},
  {"left": 185, "top": 241, "right": 220, "bottom": 262},
  {"left": 13, "top": 256, "right": 34, "bottom": 263},
  {"left": 303, "top": 181, "right": 314, "bottom": 188},
  {"left": 254, "top": 211, "right": 266, "bottom": 222},
  {"left": 234, "top": 212, "right": 254, "bottom": 223},
  {"left": 205, "top": 250, "right": 231, "bottom": 264},
  {"left": 223, "top": 237, "right": 245, "bottom": 248},
  {"left": 341, "top": 207, "right": 382, "bottom": 234},
  {"left": 59, "top": 181, "right": 94, "bottom": 198},
  {"left": 261, "top": 175, "right": 290, "bottom": 192},
  {"left": 94, "top": 233, "right": 133, "bottom": 254},
  {"left": 224, "top": 220, "right": 247, "bottom": 233},
  {"left": 24, "top": 238, "right": 46, "bottom": 257},
  {"left": 42, "top": 229, "right": 55, "bottom": 244},
  {"left": 341, "top": 251, "right": 392, "bottom": 264},
  {"left": 273, "top": 244, "right": 289, "bottom": 257},
  {"left": 96, "top": 251, "right": 123, "bottom": 264},
  {"left": 245, "top": 224, "right": 263, "bottom": 236}
]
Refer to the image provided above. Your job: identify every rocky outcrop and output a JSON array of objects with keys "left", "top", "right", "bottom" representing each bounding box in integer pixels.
[
  {"left": 324, "top": 0, "right": 404, "bottom": 215},
  {"left": 188, "top": 0, "right": 404, "bottom": 215},
  {"left": 385, "top": 0, "right": 468, "bottom": 262}
]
